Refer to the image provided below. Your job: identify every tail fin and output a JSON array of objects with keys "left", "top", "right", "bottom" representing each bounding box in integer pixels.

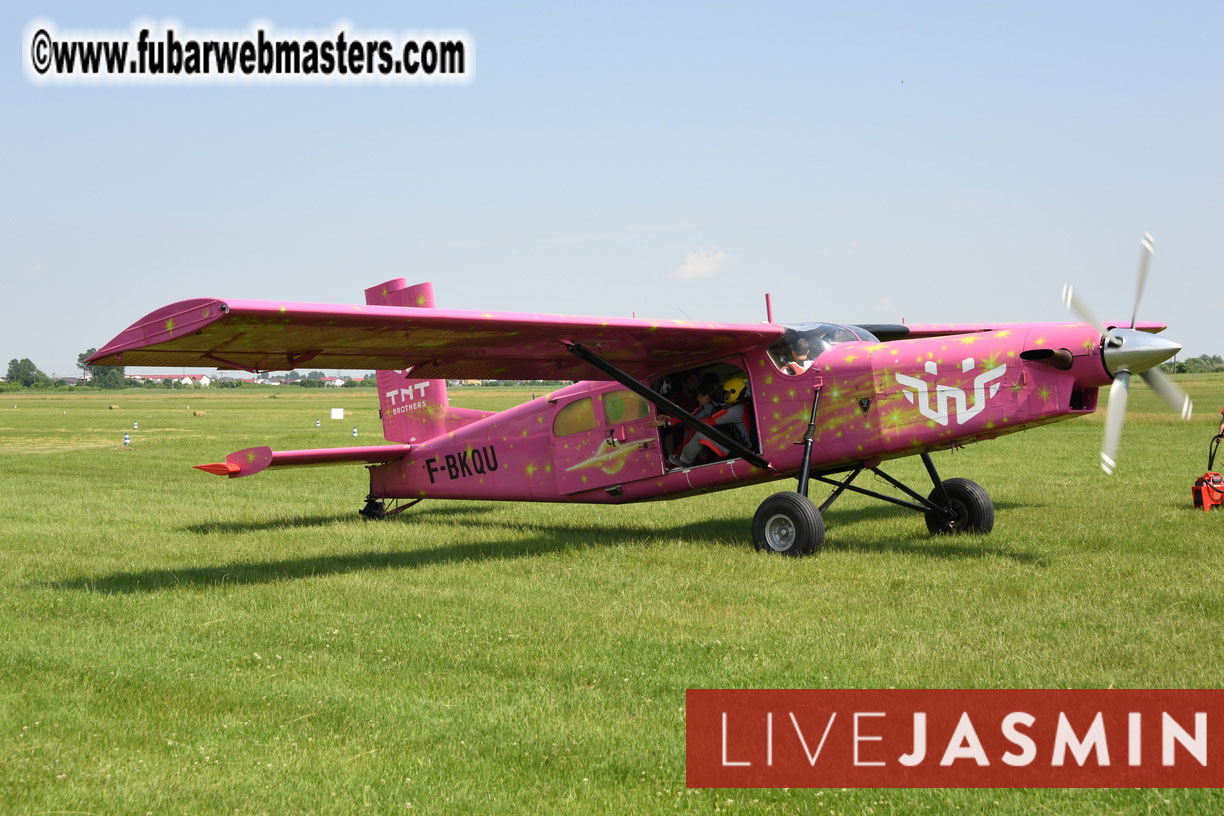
[{"left": 365, "top": 279, "right": 492, "bottom": 443}]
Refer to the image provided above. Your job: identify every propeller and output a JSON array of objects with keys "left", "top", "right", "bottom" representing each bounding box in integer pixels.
[{"left": 1062, "top": 233, "right": 1192, "bottom": 474}]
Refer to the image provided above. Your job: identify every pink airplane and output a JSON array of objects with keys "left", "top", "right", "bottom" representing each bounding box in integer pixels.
[{"left": 89, "top": 235, "right": 1189, "bottom": 555}]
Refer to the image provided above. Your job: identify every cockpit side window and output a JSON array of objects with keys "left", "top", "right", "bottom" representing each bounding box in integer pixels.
[{"left": 767, "top": 324, "right": 878, "bottom": 375}]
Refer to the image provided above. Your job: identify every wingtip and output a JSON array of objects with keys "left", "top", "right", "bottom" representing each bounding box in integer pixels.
[{"left": 194, "top": 462, "right": 240, "bottom": 476}]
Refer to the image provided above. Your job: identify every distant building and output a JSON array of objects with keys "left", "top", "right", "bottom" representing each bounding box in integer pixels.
[{"left": 126, "top": 373, "right": 211, "bottom": 387}]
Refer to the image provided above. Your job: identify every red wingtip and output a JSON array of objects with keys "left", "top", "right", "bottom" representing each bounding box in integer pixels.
[{"left": 194, "top": 462, "right": 240, "bottom": 476}]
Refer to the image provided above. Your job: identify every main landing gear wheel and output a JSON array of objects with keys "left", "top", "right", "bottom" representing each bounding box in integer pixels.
[
  {"left": 924, "top": 478, "right": 994, "bottom": 535},
  {"left": 752, "top": 492, "right": 824, "bottom": 556}
]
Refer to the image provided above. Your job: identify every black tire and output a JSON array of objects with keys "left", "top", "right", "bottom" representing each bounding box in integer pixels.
[
  {"left": 924, "top": 478, "right": 994, "bottom": 535},
  {"left": 752, "top": 492, "right": 824, "bottom": 556},
  {"left": 359, "top": 498, "right": 386, "bottom": 520}
]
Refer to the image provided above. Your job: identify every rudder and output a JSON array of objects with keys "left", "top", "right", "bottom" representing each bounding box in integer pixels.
[{"left": 365, "top": 279, "right": 490, "bottom": 443}]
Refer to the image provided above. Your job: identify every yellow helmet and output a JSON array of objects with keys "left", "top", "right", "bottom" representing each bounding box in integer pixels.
[{"left": 722, "top": 376, "right": 748, "bottom": 403}]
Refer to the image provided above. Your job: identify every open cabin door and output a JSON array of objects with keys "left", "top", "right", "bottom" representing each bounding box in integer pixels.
[{"left": 550, "top": 389, "right": 663, "bottom": 494}]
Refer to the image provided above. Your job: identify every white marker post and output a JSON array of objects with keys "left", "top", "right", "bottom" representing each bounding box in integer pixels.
[
  {"left": 133, "top": 421, "right": 138, "bottom": 430},
  {"left": 316, "top": 419, "right": 321, "bottom": 427},
  {"left": 352, "top": 426, "right": 358, "bottom": 438},
  {"left": 124, "top": 432, "right": 130, "bottom": 447}
]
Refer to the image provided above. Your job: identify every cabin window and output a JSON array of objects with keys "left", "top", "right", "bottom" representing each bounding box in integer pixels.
[
  {"left": 552, "top": 398, "right": 597, "bottom": 437},
  {"left": 767, "top": 323, "right": 876, "bottom": 375},
  {"left": 602, "top": 390, "right": 651, "bottom": 424}
]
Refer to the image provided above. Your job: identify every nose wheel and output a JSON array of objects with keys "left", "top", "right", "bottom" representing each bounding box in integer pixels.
[{"left": 923, "top": 477, "right": 994, "bottom": 534}]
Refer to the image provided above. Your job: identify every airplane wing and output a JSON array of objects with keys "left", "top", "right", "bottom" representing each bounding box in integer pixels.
[
  {"left": 857, "top": 321, "right": 1167, "bottom": 342},
  {"left": 87, "top": 297, "right": 783, "bottom": 380}
]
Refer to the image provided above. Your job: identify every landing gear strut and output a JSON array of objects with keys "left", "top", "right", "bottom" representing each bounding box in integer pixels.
[
  {"left": 359, "top": 496, "right": 422, "bottom": 520},
  {"left": 751, "top": 381, "right": 828, "bottom": 556},
  {"left": 751, "top": 452, "right": 994, "bottom": 556}
]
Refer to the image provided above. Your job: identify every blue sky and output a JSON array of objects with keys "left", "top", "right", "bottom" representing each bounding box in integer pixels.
[{"left": 3, "top": 1, "right": 1221, "bottom": 376}]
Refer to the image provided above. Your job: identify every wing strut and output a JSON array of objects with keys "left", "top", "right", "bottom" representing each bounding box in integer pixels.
[{"left": 564, "top": 342, "right": 772, "bottom": 470}]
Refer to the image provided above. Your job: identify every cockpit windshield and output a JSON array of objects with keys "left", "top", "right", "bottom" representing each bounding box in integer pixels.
[{"left": 767, "top": 323, "right": 879, "bottom": 375}]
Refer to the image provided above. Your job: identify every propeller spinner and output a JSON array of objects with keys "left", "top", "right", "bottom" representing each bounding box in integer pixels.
[{"left": 1062, "top": 233, "right": 1192, "bottom": 474}]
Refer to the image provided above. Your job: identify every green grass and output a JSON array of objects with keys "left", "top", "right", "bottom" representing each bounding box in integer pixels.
[{"left": 2, "top": 379, "right": 1224, "bottom": 814}]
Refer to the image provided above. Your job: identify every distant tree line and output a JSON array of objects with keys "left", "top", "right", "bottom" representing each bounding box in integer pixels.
[
  {"left": 5, "top": 358, "right": 52, "bottom": 388},
  {"left": 1, "top": 348, "right": 129, "bottom": 390},
  {"left": 77, "top": 348, "right": 126, "bottom": 388},
  {"left": 1161, "top": 354, "right": 1224, "bottom": 375},
  {"left": 476, "top": 380, "right": 571, "bottom": 387}
]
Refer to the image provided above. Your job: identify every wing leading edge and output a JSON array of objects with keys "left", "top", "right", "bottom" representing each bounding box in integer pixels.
[
  {"left": 87, "top": 297, "right": 784, "bottom": 380},
  {"left": 858, "top": 321, "right": 1167, "bottom": 342}
]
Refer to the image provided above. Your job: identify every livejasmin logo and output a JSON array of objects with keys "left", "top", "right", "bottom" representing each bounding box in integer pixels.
[
  {"left": 719, "top": 710, "right": 1203, "bottom": 768},
  {"left": 686, "top": 690, "right": 1223, "bottom": 788}
]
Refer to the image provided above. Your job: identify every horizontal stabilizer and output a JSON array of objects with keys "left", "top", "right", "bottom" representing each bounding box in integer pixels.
[{"left": 195, "top": 444, "right": 412, "bottom": 478}]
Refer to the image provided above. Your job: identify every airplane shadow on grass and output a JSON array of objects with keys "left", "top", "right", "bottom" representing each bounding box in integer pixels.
[
  {"left": 52, "top": 502, "right": 1043, "bottom": 594},
  {"left": 183, "top": 503, "right": 499, "bottom": 535}
]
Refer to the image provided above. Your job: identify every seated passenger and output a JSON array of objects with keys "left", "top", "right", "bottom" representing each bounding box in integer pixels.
[
  {"left": 782, "top": 335, "right": 814, "bottom": 375},
  {"left": 663, "top": 371, "right": 701, "bottom": 456},
  {"left": 666, "top": 377, "right": 751, "bottom": 468}
]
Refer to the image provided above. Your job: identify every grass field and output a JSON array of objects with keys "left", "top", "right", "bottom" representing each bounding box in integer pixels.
[{"left": 2, "top": 378, "right": 1224, "bottom": 814}]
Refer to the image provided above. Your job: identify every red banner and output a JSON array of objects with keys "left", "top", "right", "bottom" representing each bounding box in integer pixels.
[{"left": 686, "top": 689, "right": 1224, "bottom": 788}]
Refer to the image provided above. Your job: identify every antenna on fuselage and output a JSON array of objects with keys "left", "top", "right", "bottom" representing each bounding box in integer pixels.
[{"left": 765, "top": 293, "right": 773, "bottom": 323}]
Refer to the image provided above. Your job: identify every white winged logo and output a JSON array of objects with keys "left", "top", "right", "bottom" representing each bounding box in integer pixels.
[{"left": 895, "top": 358, "right": 1006, "bottom": 427}]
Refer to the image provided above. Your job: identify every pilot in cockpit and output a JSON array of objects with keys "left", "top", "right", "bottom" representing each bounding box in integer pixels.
[{"left": 782, "top": 334, "right": 814, "bottom": 375}]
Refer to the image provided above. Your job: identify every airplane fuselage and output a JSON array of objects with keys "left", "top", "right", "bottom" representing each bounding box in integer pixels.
[{"left": 368, "top": 322, "right": 1113, "bottom": 504}]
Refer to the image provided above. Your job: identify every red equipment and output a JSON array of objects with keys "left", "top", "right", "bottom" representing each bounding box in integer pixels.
[{"left": 1192, "top": 433, "right": 1224, "bottom": 512}]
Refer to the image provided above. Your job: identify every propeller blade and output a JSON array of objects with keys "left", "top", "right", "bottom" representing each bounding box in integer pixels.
[
  {"left": 1130, "top": 232, "right": 1154, "bottom": 329},
  {"left": 1139, "top": 367, "right": 1193, "bottom": 420},
  {"left": 1101, "top": 371, "right": 1130, "bottom": 475},
  {"left": 1061, "top": 283, "right": 1112, "bottom": 342}
]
